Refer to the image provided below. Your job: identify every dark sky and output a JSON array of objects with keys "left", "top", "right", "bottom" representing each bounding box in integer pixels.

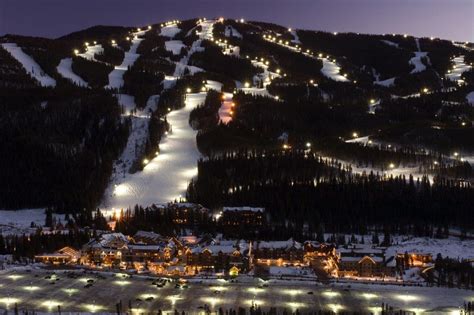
[{"left": 1, "top": 0, "right": 472, "bottom": 41}]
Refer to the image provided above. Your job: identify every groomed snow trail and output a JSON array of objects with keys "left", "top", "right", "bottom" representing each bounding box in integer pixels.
[
  {"left": 57, "top": 58, "right": 88, "bottom": 87},
  {"left": 1, "top": 43, "right": 56, "bottom": 87},
  {"left": 101, "top": 92, "right": 207, "bottom": 214},
  {"left": 446, "top": 55, "right": 472, "bottom": 83},
  {"left": 106, "top": 30, "right": 146, "bottom": 89},
  {"left": 77, "top": 44, "right": 103, "bottom": 61}
]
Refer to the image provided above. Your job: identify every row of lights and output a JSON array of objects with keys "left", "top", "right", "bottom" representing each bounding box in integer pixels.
[{"left": 160, "top": 20, "right": 180, "bottom": 27}]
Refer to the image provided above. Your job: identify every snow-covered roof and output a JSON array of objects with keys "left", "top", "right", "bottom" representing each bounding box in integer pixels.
[
  {"left": 257, "top": 238, "right": 301, "bottom": 250},
  {"left": 222, "top": 206, "right": 265, "bottom": 213}
]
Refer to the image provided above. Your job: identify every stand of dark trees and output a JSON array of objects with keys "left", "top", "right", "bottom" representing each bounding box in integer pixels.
[
  {"left": 423, "top": 254, "right": 474, "bottom": 289},
  {"left": 71, "top": 56, "right": 113, "bottom": 88},
  {"left": 94, "top": 43, "right": 125, "bottom": 65},
  {"left": 186, "top": 150, "right": 474, "bottom": 233}
]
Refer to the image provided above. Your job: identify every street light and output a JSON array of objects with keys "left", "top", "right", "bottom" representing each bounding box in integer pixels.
[
  {"left": 186, "top": 88, "right": 192, "bottom": 93},
  {"left": 305, "top": 142, "right": 311, "bottom": 148},
  {"left": 244, "top": 82, "right": 250, "bottom": 88},
  {"left": 389, "top": 163, "right": 395, "bottom": 169},
  {"left": 352, "top": 132, "right": 358, "bottom": 138}
]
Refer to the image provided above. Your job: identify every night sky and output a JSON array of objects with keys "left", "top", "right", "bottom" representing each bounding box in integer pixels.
[{"left": 0, "top": 0, "right": 472, "bottom": 41}]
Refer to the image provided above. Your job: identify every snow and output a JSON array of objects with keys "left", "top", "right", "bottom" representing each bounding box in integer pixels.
[
  {"left": 374, "top": 77, "right": 396, "bottom": 87},
  {"left": 101, "top": 92, "right": 207, "bottom": 214},
  {"left": 222, "top": 206, "right": 264, "bottom": 212},
  {"left": 409, "top": 52, "right": 428, "bottom": 74},
  {"left": 205, "top": 80, "right": 223, "bottom": 92},
  {"left": 56, "top": 58, "right": 88, "bottom": 87},
  {"left": 116, "top": 94, "right": 136, "bottom": 115},
  {"left": 269, "top": 266, "right": 315, "bottom": 277},
  {"left": 160, "top": 24, "right": 181, "bottom": 38},
  {"left": 289, "top": 29, "right": 301, "bottom": 44},
  {"left": 385, "top": 236, "right": 474, "bottom": 261},
  {"left": 381, "top": 40, "right": 399, "bottom": 48},
  {"left": 446, "top": 55, "right": 472, "bottom": 83},
  {"left": 0, "top": 209, "right": 65, "bottom": 235},
  {"left": 106, "top": 32, "right": 145, "bottom": 90},
  {"left": 467, "top": 91, "right": 474, "bottom": 105},
  {"left": 1, "top": 43, "right": 56, "bottom": 87},
  {"left": 164, "top": 40, "right": 185, "bottom": 55},
  {"left": 321, "top": 57, "right": 349, "bottom": 82},
  {"left": 77, "top": 44, "right": 103, "bottom": 61},
  {"left": 224, "top": 26, "right": 242, "bottom": 39},
  {"left": 218, "top": 92, "right": 234, "bottom": 124}
]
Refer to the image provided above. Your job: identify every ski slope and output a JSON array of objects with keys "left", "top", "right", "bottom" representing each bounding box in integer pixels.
[
  {"left": 409, "top": 52, "right": 428, "bottom": 73},
  {"left": 321, "top": 57, "right": 349, "bottom": 82},
  {"left": 1, "top": 43, "right": 56, "bottom": 87},
  {"left": 224, "top": 26, "right": 242, "bottom": 39},
  {"left": 106, "top": 33, "right": 145, "bottom": 89},
  {"left": 467, "top": 91, "right": 474, "bottom": 105},
  {"left": 165, "top": 40, "right": 186, "bottom": 55},
  {"left": 57, "top": 58, "right": 88, "bottom": 87},
  {"left": 160, "top": 23, "right": 181, "bottom": 38},
  {"left": 101, "top": 92, "right": 207, "bottom": 214},
  {"left": 446, "top": 55, "right": 471, "bottom": 83},
  {"left": 77, "top": 44, "right": 103, "bottom": 61}
]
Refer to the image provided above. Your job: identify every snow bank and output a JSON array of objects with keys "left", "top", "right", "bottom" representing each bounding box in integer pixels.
[
  {"left": 57, "top": 58, "right": 88, "bottom": 87},
  {"left": 1, "top": 43, "right": 56, "bottom": 87},
  {"left": 289, "top": 29, "right": 301, "bottom": 44},
  {"left": 165, "top": 40, "right": 186, "bottom": 55},
  {"left": 101, "top": 93, "right": 207, "bottom": 214},
  {"left": 160, "top": 24, "right": 181, "bottom": 38}
]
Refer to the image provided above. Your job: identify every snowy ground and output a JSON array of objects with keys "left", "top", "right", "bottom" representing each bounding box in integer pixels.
[
  {"left": 57, "top": 58, "right": 88, "bottom": 87},
  {"left": 0, "top": 209, "right": 66, "bottom": 236},
  {"left": 381, "top": 40, "right": 399, "bottom": 48},
  {"left": 1, "top": 43, "right": 56, "bottom": 87},
  {"left": 0, "top": 269, "right": 469, "bottom": 314},
  {"left": 385, "top": 236, "right": 474, "bottom": 261},
  {"left": 321, "top": 57, "right": 349, "bottom": 82},
  {"left": 289, "top": 29, "right": 301, "bottom": 44},
  {"left": 164, "top": 40, "right": 185, "bottom": 55},
  {"left": 374, "top": 77, "right": 395, "bottom": 87},
  {"left": 106, "top": 31, "right": 146, "bottom": 89},
  {"left": 160, "top": 23, "right": 181, "bottom": 39},
  {"left": 101, "top": 93, "right": 207, "bottom": 215},
  {"left": 77, "top": 44, "right": 103, "bottom": 61}
]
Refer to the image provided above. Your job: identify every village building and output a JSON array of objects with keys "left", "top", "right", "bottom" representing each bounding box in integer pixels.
[
  {"left": 34, "top": 246, "right": 80, "bottom": 265},
  {"left": 253, "top": 238, "right": 304, "bottom": 266},
  {"left": 216, "top": 206, "right": 266, "bottom": 227},
  {"left": 337, "top": 244, "right": 396, "bottom": 278}
]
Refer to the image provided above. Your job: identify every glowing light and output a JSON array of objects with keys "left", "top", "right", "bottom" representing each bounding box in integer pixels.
[
  {"left": 389, "top": 163, "right": 395, "bottom": 169},
  {"left": 84, "top": 42, "right": 89, "bottom": 46},
  {"left": 422, "top": 87, "right": 429, "bottom": 93},
  {"left": 0, "top": 297, "right": 20, "bottom": 307},
  {"left": 247, "top": 287, "right": 264, "bottom": 294},
  {"left": 403, "top": 34, "right": 408, "bottom": 38},
  {"left": 322, "top": 291, "right": 340, "bottom": 298},
  {"left": 201, "top": 86, "right": 206, "bottom": 92},
  {"left": 148, "top": 25, "right": 152, "bottom": 30},
  {"left": 274, "top": 96, "right": 280, "bottom": 100},
  {"left": 74, "top": 49, "right": 79, "bottom": 55},
  {"left": 186, "top": 88, "right": 192, "bottom": 93},
  {"left": 83, "top": 304, "right": 104, "bottom": 313},
  {"left": 454, "top": 152, "right": 459, "bottom": 157},
  {"left": 394, "top": 294, "right": 420, "bottom": 302},
  {"left": 23, "top": 286, "right": 40, "bottom": 291},
  {"left": 63, "top": 288, "right": 79, "bottom": 295},
  {"left": 288, "top": 28, "right": 292, "bottom": 32},
  {"left": 143, "top": 159, "right": 149, "bottom": 165},
  {"left": 7, "top": 275, "right": 23, "bottom": 280},
  {"left": 306, "top": 142, "right": 311, "bottom": 148},
  {"left": 287, "top": 302, "right": 306, "bottom": 310},
  {"left": 361, "top": 293, "right": 378, "bottom": 299},
  {"left": 111, "top": 39, "right": 116, "bottom": 44},
  {"left": 276, "top": 69, "right": 281, "bottom": 74},
  {"left": 282, "top": 289, "right": 304, "bottom": 296},
  {"left": 167, "top": 295, "right": 182, "bottom": 305},
  {"left": 140, "top": 294, "right": 158, "bottom": 300},
  {"left": 114, "top": 280, "right": 131, "bottom": 286},
  {"left": 244, "top": 82, "right": 250, "bottom": 88},
  {"left": 240, "top": 18, "right": 245, "bottom": 23},
  {"left": 327, "top": 304, "right": 344, "bottom": 313},
  {"left": 352, "top": 132, "right": 358, "bottom": 138},
  {"left": 370, "top": 99, "right": 376, "bottom": 104},
  {"left": 41, "top": 300, "right": 61, "bottom": 309},
  {"left": 333, "top": 32, "right": 338, "bottom": 35}
]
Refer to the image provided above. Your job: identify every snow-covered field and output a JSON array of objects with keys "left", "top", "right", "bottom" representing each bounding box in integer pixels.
[
  {"left": 381, "top": 40, "right": 399, "bottom": 48},
  {"left": 57, "top": 58, "right": 88, "bottom": 87},
  {"left": 101, "top": 92, "right": 207, "bottom": 215},
  {"left": 164, "top": 40, "right": 185, "bottom": 55},
  {"left": 106, "top": 32, "right": 145, "bottom": 89},
  {"left": 225, "top": 25, "right": 242, "bottom": 39},
  {"left": 1, "top": 43, "right": 56, "bottom": 87},
  {"left": 374, "top": 76, "right": 395, "bottom": 87}
]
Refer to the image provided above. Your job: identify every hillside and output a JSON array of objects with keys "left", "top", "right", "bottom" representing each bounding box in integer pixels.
[{"left": 1, "top": 17, "right": 474, "bottom": 232}]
